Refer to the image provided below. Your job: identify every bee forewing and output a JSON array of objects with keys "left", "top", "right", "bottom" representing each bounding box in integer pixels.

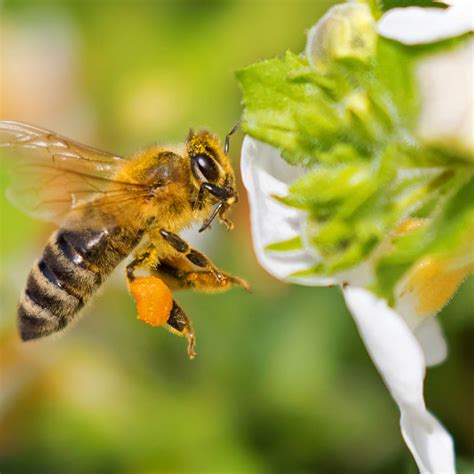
[
  {"left": 0, "top": 121, "right": 137, "bottom": 225},
  {"left": 0, "top": 121, "right": 124, "bottom": 165}
]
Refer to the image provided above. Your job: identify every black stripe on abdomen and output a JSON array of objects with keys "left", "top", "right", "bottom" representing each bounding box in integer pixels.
[
  {"left": 18, "top": 226, "right": 142, "bottom": 341},
  {"left": 26, "top": 266, "right": 83, "bottom": 316}
]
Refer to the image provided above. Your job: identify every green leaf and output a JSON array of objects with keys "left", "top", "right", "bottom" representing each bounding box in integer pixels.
[
  {"left": 238, "top": 36, "right": 421, "bottom": 167},
  {"left": 265, "top": 236, "right": 303, "bottom": 252},
  {"left": 381, "top": 0, "right": 448, "bottom": 11},
  {"left": 237, "top": 3, "right": 474, "bottom": 297}
]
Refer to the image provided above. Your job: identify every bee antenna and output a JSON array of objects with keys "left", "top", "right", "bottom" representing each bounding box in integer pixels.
[{"left": 224, "top": 121, "right": 240, "bottom": 155}]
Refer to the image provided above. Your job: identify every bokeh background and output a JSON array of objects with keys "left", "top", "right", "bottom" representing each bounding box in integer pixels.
[{"left": 1, "top": 1, "right": 473, "bottom": 473}]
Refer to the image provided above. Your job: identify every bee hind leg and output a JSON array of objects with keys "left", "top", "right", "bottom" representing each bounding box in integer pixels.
[
  {"left": 166, "top": 301, "right": 196, "bottom": 359},
  {"left": 126, "top": 246, "right": 156, "bottom": 282},
  {"left": 126, "top": 251, "right": 197, "bottom": 360}
]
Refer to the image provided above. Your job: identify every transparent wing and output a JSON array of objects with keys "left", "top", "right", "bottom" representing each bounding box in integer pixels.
[{"left": 0, "top": 121, "right": 147, "bottom": 224}]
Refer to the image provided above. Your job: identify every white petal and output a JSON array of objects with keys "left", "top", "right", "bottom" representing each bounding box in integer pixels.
[
  {"left": 377, "top": 3, "right": 474, "bottom": 44},
  {"left": 413, "top": 317, "right": 448, "bottom": 367},
  {"left": 240, "top": 136, "right": 336, "bottom": 286},
  {"left": 416, "top": 38, "right": 474, "bottom": 157},
  {"left": 343, "top": 286, "right": 455, "bottom": 473}
]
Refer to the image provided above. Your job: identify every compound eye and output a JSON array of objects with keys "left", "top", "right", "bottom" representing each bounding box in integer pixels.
[{"left": 193, "top": 154, "right": 219, "bottom": 182}]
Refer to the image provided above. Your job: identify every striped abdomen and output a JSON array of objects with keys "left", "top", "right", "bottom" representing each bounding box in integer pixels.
[{"left": 18, "top": 226, "right": 143, "bottom": 340}]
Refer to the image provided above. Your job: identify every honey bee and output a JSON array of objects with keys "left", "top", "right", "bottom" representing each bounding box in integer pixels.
[{"left": 0, "top": 121, "right": 249, "bottom": 358}]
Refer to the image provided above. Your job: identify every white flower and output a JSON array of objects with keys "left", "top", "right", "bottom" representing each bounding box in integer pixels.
[
  {"left": 242, "top": 134, "right": 456, "bottom": 474},
  {"left": 377, "top": 0, "right": 474, "bottom": 45},
  {"left": 241, "top": 2, "right": 474, "bottom": 472}
]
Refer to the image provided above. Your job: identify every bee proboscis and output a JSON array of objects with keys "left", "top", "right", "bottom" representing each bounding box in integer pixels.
[{"left": 0, "top": 121, "right": 249, "bottom": 358}]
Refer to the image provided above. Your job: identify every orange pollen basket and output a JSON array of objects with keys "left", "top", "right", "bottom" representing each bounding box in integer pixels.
[{"left": 129, "top": 276, "right": 173, "bottom": 327}]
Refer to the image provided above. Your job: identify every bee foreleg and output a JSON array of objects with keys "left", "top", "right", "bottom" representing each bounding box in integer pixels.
[{"left": 159, "top": 229, "right": 224, "bottom": 281}]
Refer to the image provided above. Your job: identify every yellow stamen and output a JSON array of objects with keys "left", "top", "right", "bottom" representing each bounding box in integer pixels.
[
  {"left": 392, "top": 219, "right": 473, "bottom": 316},
  {"left": 405, "top": 256, "right": 474, "bottom": 315}
]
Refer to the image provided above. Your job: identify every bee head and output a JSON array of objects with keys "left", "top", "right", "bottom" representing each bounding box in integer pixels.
[
  {"left": 186, "top": 126, "right": 239, "bottom": 232},
  {"left": 186, "top": 128, "right": 237, "bottom": 200}
]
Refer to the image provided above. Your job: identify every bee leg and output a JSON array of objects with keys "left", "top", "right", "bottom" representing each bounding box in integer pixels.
[
  {"left": 165, "top": 300, "right": 196, "bottom": 359},
  {"left": 159, "top": 229, "right": 225, "bottom": 282},
  {"left": 126, "top": 250, "right": 151, "bottom": 282},
  {"left": 154, "top": 259, "right": 251, "bottom": 293},
  {"left": 126, "top": 246, "right": 156, "bottom": 282},
  {"left": 126, "top": 253, "right": 197, "bottom": 360},
  {"left": 193, "top": 185, "right": 206, "bottom": 210}
]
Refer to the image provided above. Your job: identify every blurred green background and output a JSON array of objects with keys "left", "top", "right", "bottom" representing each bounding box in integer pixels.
[{"left": 1, "top": 1, "right": 473, "bottom": 473}]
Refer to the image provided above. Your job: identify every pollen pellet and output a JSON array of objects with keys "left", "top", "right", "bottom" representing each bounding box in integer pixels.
[{"left": 129, "top": 276, "right": 173, "bottom": 327}]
